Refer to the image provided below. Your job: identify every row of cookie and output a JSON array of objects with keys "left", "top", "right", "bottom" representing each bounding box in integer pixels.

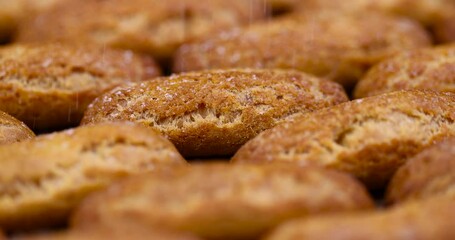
[
  {"left": 0, "top": 42, "right": 454, "bottom": 133},
  {"left": 8, "top": 136, "right": 455, "bottom": 240},
  {"left": 0, "top": 0, "right": 267, "bottom": 51},
  {"left": 269, "top": 0, "right": 455, "bottom": 43},
  {"left": 3, "top": 83, "right": 455, "bottom": 188},
  {"left": 12, "top": 2, "right": 435, "bottom": 83},
  {"left": 0, "top": 121, "right": 372, "bottom": 234}
]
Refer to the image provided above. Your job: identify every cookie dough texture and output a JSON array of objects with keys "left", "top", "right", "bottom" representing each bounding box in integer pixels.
[
  {"left": 265, "top": 196, "right": 455, "bottom": 240},
  {"left": 81, "top": 69, "right": 348, "bottom": 157},
  {"left": 386, "top": 137, "right": 455, "bottom": 204},
  {"left": 233, "top": 90, "right": 455, "bottom": 189},
  {"left": 17, "top": 0, "right": 266, "bottom": 60},
  {"left": 354, "top": 44, "right": 455, "bottom": 98},
  {"left": 0, "top": 110, "right": 34, "bottom": 144},
  {"left": 174, "top": 12, "right": 431, "bottom": 87},
  {"left": 0, "top": 43, "right": 159, "bottom": 131},
  {"left": 71, "top": 163, "right": 373, "bottom": 240},
  {"left": 0, "top": 122, "right": 186, "bottom": 231}
]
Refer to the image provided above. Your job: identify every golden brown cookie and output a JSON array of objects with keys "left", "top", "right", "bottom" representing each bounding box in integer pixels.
[
  {"left": 0, "top": 43, "right": 159, "bottom": 131},
  {"left": 81, "top": 69, "right": 348, "bottom": 157},
  {"left": 0, "top": 122, "right": 186, "bottom": 231},
  {"left": 232, "top": 90, "right": 455, "bottom": 189},
  {"left": 0, "top": 110, "right": 34, "bottom": 144},
  {"left": 386, "top": 137, "right": 455, "bottom": 205},
  {"left": 17, "top": 0, "right": 266, "bottom": 60},
  {"left": 295, "top": 0, "right": 455, "bottom": 43},
  {"left": 71, "top": 163, "right": 373, "bottom": 240},
  {"left": 16, "top": 225, "right": 200, "bottom": 240},
  {"left": 265, "top": 195, "right": 455, "bottom": 240},
  {"left": 354, "top": 44, "right": 455, "bottom": 98},
  {"left": 173, "top": 12, "right": 431, "bottom": 87}
]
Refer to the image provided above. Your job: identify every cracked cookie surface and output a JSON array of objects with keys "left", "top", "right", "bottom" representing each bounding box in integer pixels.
[
  {"left": 233, "top": 90, "right": 455, "bottom": 189},
  {"left": 82, "top": 69, "right": 348, "bottom": 157},
  {"left": 0, "top": 122, "right": 186, "bottom": 231}
]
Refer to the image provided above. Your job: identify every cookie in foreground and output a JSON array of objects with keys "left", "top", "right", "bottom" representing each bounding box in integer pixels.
[
  {"left": 0, "top": 43, "right": 159, "bottom": 132},
  {"left": 354, "top": 44, "right": 455, "bottom": 98},
  {"left": 174, "top": 12, "right": 430, "bottom": 87},
  {"left": 232, "top": 90, "right": 455, "bottom": 189},
  {"left": 82, "top": 69, "right": 348, "bottom": 157},
  {"left": 386, "top": 137, "right": 455, "bottom": 204},
  {"left": 0, "top": 110, "right": 34, "bottom": 144},
  {"left": 0, "top": 122, "right": 186, "bottom": 231},
  {"left": 265, "top": 196, "right": 455, "bottom": 240},
  {"left": 71, "top": 163, "right": 373, "bottom": 240},
  {"left": 17, "top": 0, "right": 266, "bottom": 60}
]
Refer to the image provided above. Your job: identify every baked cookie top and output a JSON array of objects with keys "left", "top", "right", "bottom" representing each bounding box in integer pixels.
[
  {"left": 233, "top": 90, "right": 455, "bottom": 189},
  {"left": 82, "top": 69, "right": 348, "bottom": 157},
  {"left": 71, "top": 163, "right": 373, "bottom": 240},
  {"left": 174, "top": 12, "right": 430, "bottom": 87},
  {"left": 386, "top": 137, "right": 455, "bottom": 204},
  {"left": 265, "top": 195, "right": 455, "bottom": 240},
  {"left": 18, "top": 0, "right": 266, "bottom": 59},
  {"left": 0, "top": 122, "right": 185, "bottom": 231},
  {"left": 355, "top": 44, "right": 455, "bottom": 98}
]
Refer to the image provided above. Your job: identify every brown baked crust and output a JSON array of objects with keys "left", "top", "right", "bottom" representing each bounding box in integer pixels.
[
  {"left": 71, "top": 163, "right": 373, "bottom": 240},
  {"left": 294, "top": 0, "right": 455, "bottom": 42},
  {"left": 0, "top": 110, "right": 34, "bottom": 144},
  {"left": 0, "top": 43, "right": 159, "bottom": 131},
  {"left": 17, "top": 0, "right": 266, "bottom": 60},
  {"left": 386, "top": 137, "right": 455, "bottom": 205},
  {"left": 16, "top": 225, "right": 201, "bottom": 240},
  {"left": 0, "top": 122, "right": 186, "bottom": 231},
  {"left": 81, "top": 69, "right": 348, "bottom": 157},
  {"left": 232, "top": 90, "right": 455, "bottom": 189},
  {"left": 265, "top": 195, "right": 455, "bottom": 240},
  {"left": 354, "top": 44, "right": 455, "bottom": 99},
  {"left": 173, "top": 12, "right": 431, "bottom": 87}
]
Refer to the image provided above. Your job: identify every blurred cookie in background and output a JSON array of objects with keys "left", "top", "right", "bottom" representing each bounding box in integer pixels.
[
  {"left": 174, "top": 12, "right": 431, "bottom": 88},
  {"left": 292, "top": 0, "right": 455, "bottom": 43},
  {"left": 386, "top": 137, "right": 455, "bottom": 205},
  {"left": 0, "top": 110, "right": 34, "bottom": 145},
  {"left": 354, "top": 44, "right": 455, "bottom": 98},
  {"left": 71, "top": 163, "right": 373, "bottom": 240},
  {"left": 0, "top": 122, "right": 186, "bottom": 231},
  {"left": 15, "top": 222, "right": 201, "bottom": 240},
  {"left": 81, "top": 69, "right": 348, "bottom": 157},
  {"left": 0, "top": 43, "right": 160, "bottom": 132},
  {"left": 233, "top": 90, "right": 455, "bottom": 189},
  {"left": 265, "top": 195, "right": 455, "bottom": 240},
  {"left": 17, "top": 0, "right": 267, "bottom": 61}
]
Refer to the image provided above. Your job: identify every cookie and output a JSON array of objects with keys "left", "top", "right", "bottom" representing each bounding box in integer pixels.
[
  {"left": 0, "top": 43, "right": 159, "bottom": 131},
  {"left": 0, "top": 110, "right": 34, "bottom": 144},
  {"left": 0, "top": 122, "right": 186, "bottom": 231},
  {"left": 16, "top": 225, "right": 200, "bottom": 240},
  {"left": 71, "top": 163, "right": 373, "bottom": 240},
  {"left": 295, "top": 0, "right": 455, "bottom": 43},
  {"left": 232, "top": 90, "right": 455, "bottom": 189},
  {"left": 81, "top": 69, "right": 348, "bottom": 157},
  {"left": 354, "top": 44, "right": 455, "bottom": 98},
  {"left": 173, "top": 12, "right": 430, "bottom": 87},
  {"left": 17, "top": 0, "right": 266, "bottom": 60},
  {"left": 265, "top": 195, "right": 455, "bottom": 240},
  {"left": 386, "top": 137, "right": 455, "bottom": 205}
]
